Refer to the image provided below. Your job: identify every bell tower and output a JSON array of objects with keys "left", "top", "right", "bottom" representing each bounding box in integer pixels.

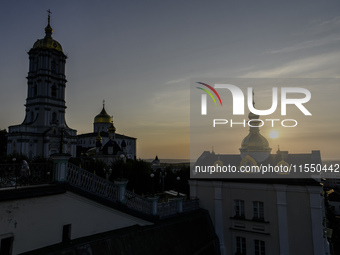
[
  {"left": 7, "top": 11, "right": 77, "bottom": 158},
  {"left": 25, "top": 9, "right": 67, "bottom": 127}
]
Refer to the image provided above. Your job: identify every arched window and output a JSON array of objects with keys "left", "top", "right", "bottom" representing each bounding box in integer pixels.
[{"left": 51, "top": 85, "right": 57, "bottom": 98}]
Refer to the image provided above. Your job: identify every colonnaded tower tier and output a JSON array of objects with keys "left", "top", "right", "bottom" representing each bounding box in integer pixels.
[{"left": 7, "top": 12, "right": 77, "bottom": 158}]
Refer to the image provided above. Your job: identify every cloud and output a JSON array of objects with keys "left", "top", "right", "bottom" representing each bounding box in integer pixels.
[
  {"left": 241, "top": 52, "right": 340, "bottom": 78},
  {"left": 267, "top": 36, "right": 340, "bottom": 54},
  {"left": 165, "top": 77, "right": 188, "bottom": 85},
  {"left": 313, "top": 16, "right": 340, "bottom": 33}
]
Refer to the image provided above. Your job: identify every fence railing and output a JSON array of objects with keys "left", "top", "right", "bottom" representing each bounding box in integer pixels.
[
  {"left": 158, "top": 200, "right": 178, "bottom": 217},
  {"left": 183, "top": 198, "right": 200, "bottom": 213},
  {"left": 0, "top": 161, "right": 199, "bottom": 218},
  {"left": 0, "top": 163, "right": 53, "bottom": 188},
  {"left": 67, "top": 163, "right": 119, "bottom": 201},
  {"left": 125, "top": 189, "right": 153, "bottom": 215},
  {"left": 66, "top": 163, "right": 199, "bottom": 218}
]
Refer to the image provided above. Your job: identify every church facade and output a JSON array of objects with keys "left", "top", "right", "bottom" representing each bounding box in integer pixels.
[
  {"left": 76, "top": 103, "right": 136, "bottom": 161},
  {"left": 7, "top": 13, "right": 77, "bottom": 158}
]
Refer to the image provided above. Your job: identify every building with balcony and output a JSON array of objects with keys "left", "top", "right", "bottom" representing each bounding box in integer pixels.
[
  {"left": 0, "top": 155, "right": 218, "bottom": 254},
  {"left": 190, "top": 110, "right": 330, "bottom": 254}
]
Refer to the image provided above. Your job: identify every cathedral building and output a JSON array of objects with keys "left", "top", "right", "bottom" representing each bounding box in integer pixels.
[
  {"left": 6, "top": 13, "right": 77, "bottom": 158},
  {"left": 76, "top": 103, "right": 136, "bottom": 161}
]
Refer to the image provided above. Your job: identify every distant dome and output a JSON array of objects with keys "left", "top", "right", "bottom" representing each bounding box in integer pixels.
[
  {"left": 94, "top": 106, "right": 113, "bottom": 124},
  {"left": 239, "top": 110, "right": 271, "bottom": 162},
  {"left": 108, "top": 123, "right": 116, "bottom": 133},
  {"left": 240, "top": 132, "right": 271, "bottom": 152}
]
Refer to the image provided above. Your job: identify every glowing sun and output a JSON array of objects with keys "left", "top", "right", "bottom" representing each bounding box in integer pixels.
[{"left": 269, "top": 130, "right": 279, "bottom": 139}]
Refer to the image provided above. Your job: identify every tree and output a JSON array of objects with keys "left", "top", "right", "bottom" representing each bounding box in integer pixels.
[{"left": 109, "top": 159, "right": 152, "bottom": 194}]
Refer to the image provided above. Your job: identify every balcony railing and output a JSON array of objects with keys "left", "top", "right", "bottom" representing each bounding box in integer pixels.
[
  {"left": 66, "top": 163, "right": 199, "bottom": 218},
  {"left": 0, "top": 163, "right": 53, "bottom": 188},
  {"left": 125, "top": 189, "right": 153, "bottom": 215},
  {"left": 158, "top": 200, "right": 178, "bottom": 217},
  {"left": 67, "top": 163, "right": 119, "bottom": 201},
  {"left": 0, "top": 161, "right": 199, "bottom": 219}
]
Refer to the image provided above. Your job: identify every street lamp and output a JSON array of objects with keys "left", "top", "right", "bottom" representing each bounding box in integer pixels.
[
  {"left": 120, "top": 153, "right": 126, "bottom": 163},
  {"left": 106, "top": 168, "right": 112, "bottom": 180},
  {"left": 176, "top": 176, "right": 180, "bottom": 197},
  {"left": 12, "top": 158, "right": 17, "bottom": 188},
  {"left": 150, "top": 173, "right": 155, "bottom": 196},
  {"left": 120, "top": 154, "right": 126, "bottom": 178},
  {"left": 160, "top": 169, "right": 167, "bottom": 193}
]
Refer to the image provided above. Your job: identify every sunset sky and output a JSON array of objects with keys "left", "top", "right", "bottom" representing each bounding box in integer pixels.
[{"left": 0, "top": 1, "right": 339, "bottom": 160}]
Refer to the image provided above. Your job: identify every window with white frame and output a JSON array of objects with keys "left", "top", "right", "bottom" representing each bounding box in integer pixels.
[
  {"left": 235, "top": 236, "right": 246, "bottom": 255},
  {"left": 253, "top": 201, "right": 264, "bottom": 220},
  {"left": 254, "top": 239, "right": 265, "bottom": 255},
  {"left": 234, "top": 199, "right": 245, "bottom": 218}
]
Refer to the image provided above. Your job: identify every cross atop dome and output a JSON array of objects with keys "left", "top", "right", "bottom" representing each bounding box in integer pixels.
[
  {"left": 45, "top": 9, "right": 53, "bottom": 38},
  {"left": 239, "top": 91, "right": 271, "bottom": 162}
]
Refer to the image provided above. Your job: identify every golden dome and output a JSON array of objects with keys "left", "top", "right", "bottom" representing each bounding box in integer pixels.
[
  {"left": 94, "top": 106, "right": 113, "bottom": 124},
  {"left": 32, "top": 12, "right": 63, "bottom": 52},
  {"left": 240, "top": 131, "right": 271, "bottom": 152},
  {"left": 33, "top": 37, "right": 63, "bottom": 52},
  {"left": 108, "top": 123, "right": 116, "bottom": 133},
  {"left": 33, "top": 10, "right": 63, "bottom": 52},
  {"left": 240, "top": 109, "right": 271, "bottom": 152}
]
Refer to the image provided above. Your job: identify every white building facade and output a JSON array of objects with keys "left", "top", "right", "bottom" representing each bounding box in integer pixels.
[
  {"left": 189, "top": 179, "right": 329, "bottom": 255},
  {"left": 190, "top": 110, "right": 330, "bottom": 255},
  {"left": 0, "top": 189, "right": 150, "bottom": 254}
]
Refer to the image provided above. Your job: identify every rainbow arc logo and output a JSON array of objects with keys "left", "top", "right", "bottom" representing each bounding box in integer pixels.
[{"left": 196, "top": 82, "right": 223, "bottom": 115}]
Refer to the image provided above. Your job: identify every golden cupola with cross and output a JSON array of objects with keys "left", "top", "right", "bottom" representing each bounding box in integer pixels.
[
  {"left": 239, "top": 96, "right": 271, "bottom": 162},
  {"left": 32, "top": 10, "right": 63, "bottom": 52},
  {"left": 93, "top": 101, "right": 114, "bottom": 132}
]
